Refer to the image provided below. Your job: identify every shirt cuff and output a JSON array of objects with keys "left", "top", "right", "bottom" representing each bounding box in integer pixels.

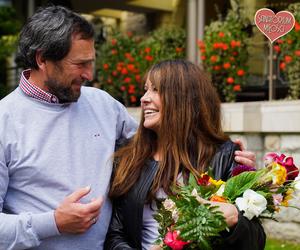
[{"left": 31, "top": 210, "right": 60, "bottom": 240}]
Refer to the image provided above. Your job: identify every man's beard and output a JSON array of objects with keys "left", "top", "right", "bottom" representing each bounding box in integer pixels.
[{"left": 45, "top": 78, "right": 82, "bottom": 103}]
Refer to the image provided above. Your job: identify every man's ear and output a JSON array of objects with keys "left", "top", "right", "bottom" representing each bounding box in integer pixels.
[{"left": 35, "top": 50, "right": 46, "bottom": 71}]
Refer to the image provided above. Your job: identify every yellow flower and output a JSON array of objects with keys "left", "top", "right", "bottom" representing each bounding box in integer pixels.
[
  {"left": 269, "top": 162, "right": 287, "bottom": 186},
  {"left": 281, "top": 188, "right": 293, "bottom": 207},
  {"left": 209, "top": 178, "right": 225, "bottom": 187}
]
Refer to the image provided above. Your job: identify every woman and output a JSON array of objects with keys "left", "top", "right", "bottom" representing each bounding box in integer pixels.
[{"left": 104, "top": 60, "right": 265, "bottom": 250}]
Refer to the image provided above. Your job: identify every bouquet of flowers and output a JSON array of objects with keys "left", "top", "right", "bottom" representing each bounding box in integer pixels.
[{"left": 154, "top": 153, "right": 300, "bottom": 250}]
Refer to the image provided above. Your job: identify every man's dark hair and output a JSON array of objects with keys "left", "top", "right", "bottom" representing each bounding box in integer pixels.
[{"left": 16, "top": 5, "right": 94, "bottom": 69}]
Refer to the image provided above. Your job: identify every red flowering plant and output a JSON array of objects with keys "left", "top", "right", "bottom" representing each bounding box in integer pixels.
[
  {"left": 154, "top": 153, "right": 300, "bottom": 250},
  {"left": 96, "top": 27, "right": 185, "bottom": 107},
  {"left": 273, "top": 3, "right": 300, "bottom": 99},
  {"left": 198, "top": 3, "right": 251, "bottom": 102}
]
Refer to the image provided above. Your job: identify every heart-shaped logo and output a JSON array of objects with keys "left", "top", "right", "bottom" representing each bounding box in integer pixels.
[{"left": 254, "top": 8, "right": 295, "bottom": 43}]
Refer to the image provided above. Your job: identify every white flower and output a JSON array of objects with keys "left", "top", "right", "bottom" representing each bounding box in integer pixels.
[
  {"left": 294, "top": 175, "right": 300, "bottom": 195},
  {"left": 235, "top": 189, "right": 267, "bottom": 220},
  {"left": 163, "top": 199, "right": 176, "bottom": 212},
  {"left": 216, "top": 184, "right": 225, "bottom": 196}
]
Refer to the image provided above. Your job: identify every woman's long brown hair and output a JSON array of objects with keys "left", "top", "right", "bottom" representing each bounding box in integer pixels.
[{"left": 109, "top": 59, "right": 229, "bottom": 199}]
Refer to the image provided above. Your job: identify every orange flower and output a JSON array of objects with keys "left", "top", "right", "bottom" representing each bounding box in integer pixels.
[
  {"left": 227, "top": 77, "right": 234, "bottom": 84},
  {"left": 176, "top": 47, "right": 183, "bottom": 53},
  {"left": 295, "top": 50, "right": 300, "bottom": 57},
  {"left": 233, "top": 85, "right": 241, "bottom": 91},
  {"left": 210, "top": 195, "right": 227, "bottom": 203},
  {"left": 223, "top": 62, "right": 231, "bottom": 69}
]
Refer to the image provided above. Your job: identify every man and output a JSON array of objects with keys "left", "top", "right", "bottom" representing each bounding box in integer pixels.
[{"left": 0, "top": 5, "right": 255, "bottom": 250}]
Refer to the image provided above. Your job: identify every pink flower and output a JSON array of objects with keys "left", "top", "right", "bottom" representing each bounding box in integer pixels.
[
  {"left": 164, "top": 230, "right": 189, "bottom": 250},
  {"left": 264, "top": 153, "right": 299, "bottom": 181}
]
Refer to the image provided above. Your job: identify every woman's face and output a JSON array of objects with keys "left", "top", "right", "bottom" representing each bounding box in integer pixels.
[{"left": 140, "top": 77, "right": 161, "bottom": 132}]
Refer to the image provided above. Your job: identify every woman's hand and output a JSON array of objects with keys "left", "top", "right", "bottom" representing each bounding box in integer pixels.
[
  {"left": 233, "top": 139, "right": 256, "bottom": 167},
  {"left": 193, "top": 195, "right": 239, "bottom": 228},
  {"left": 150, "top": 245, "right": 162, "bottom": 250}
]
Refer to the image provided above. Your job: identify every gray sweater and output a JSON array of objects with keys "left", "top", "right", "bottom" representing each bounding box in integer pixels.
[{"left": 0, "top": 86, "right": 137, "bottom": 250}]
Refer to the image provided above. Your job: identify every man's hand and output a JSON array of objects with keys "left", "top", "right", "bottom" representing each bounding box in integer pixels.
[
  {"left": 233, "top": 139, "right": 256, "bottom": 167},
  {"left": 54, "top": 186, "right": 103, "bottom": 234}
]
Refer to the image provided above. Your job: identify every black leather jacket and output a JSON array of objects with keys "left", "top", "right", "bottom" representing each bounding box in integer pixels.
[{"left": 104, "top": 140, "right": 266, "bottom": 250}]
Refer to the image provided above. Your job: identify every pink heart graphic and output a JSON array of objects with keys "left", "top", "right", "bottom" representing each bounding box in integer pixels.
[{"left": 254, "top": 8, "right": 295, "bottom": 43}]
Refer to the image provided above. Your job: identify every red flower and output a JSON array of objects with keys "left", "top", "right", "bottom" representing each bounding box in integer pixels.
[
  {"left": 197, "top": 174, "right": 210, "bottom": 186},
  {"left": 130, "top": 95, "right": 137, "bottom": 103},
  {"left": 218, "top": 32, "right": 225, "bottom": 38},
  {"left": 111, "top": 39, "right": 117, "bottom": 46},
  {"left": 233, "top": 85, "right": 241, "bottom": 91},
  {"left": 112, "top": 71, "right": 118, "bottom": 76},
  {"left": 111, "top": 49, "right": 118, "bottom": 55},
  {"left": 287, "top": 39, "right": 293, "bottom": 45},
  {"left": 284, "top": 55, "right": 293, "bottom": 63},
  {"left": 222, "top": 44, "right": 228, "bottom": 50},
  {"left": 135, "top": 74, "right": 141, "bottom": 82},
  {"left": 121, "top": 68, "right": 128, "bottom": 75},
  {"left": 164, "top": 230, "right": 189, "bottom": 250},
  {"left": 124, "top": 77, "right": 131, "bottom": 83},
  {"left": 264, "top": 153, "right": 299, "bottom": 181},
  {"left": 230, "top": 40, "right": 241, "bottom": 48},
  {"left": 127, "top": 31, "right": 133, "bottom": 37},
  {"left": 277, "top": 39, "right": 283, "bottom": 44},
  {"left": 232, "top": 165, "right": 256, "bottom": 176},
  {"left": 223, "top": 62, "right": 231, "bottom": 69},
  {"left": 103, "top": 64, "right": 109, "bottom": 70},
  {"left": 227, "top": 77, "right": 234, "bottom": 84},
  {"left": 144, "top": 47, "right": 151, "bottom": 54},
  {"left": 127, "top": 64, "right": 135, "bottom": 71},
  {"left": 279, "top": 62, "right": 286, "bottom": 70},
  {"left": 128, "top": 84, "right": 135, "bottom": 94},
  {"left": 125, "top": 53, "right": 132, "bottom": 59},
  {"left": 120, "top": 85, "right": 126, "bottom": 91},
  {"left": 210, "top": 55, "right": 218, "bottom": 63},
  {"left": 213, "top": 65, "right": 221, "bottom": 71},
  {"left": 198, "top": 40, "right": 205, "bottom": 49},
  {"left": 295, "top": 21, "right": 300, "bottom": 32},
  {"left": 237, "top": 69, "right": 245, "bottom": 76},
  {"left": 273, "top": 45, "right": 281, "bottom": 53},
  {"left": 201, "top": 55, "right": 206, "bottom": 60},
  {"left": 145, "top": 55, "right": 154, "bottom": 61},
  {"left": 295, "top": 50, "right": 300, "bottom": 57}
]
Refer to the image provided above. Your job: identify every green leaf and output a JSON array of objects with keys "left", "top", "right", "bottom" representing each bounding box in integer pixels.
[{"left": 223, "top": 171, "right": 264, "bottom": 201}]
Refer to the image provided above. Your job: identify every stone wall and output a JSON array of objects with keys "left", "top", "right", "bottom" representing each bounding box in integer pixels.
[{"left": 127, "top": 100, "right": 300, "bottom": 241}]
